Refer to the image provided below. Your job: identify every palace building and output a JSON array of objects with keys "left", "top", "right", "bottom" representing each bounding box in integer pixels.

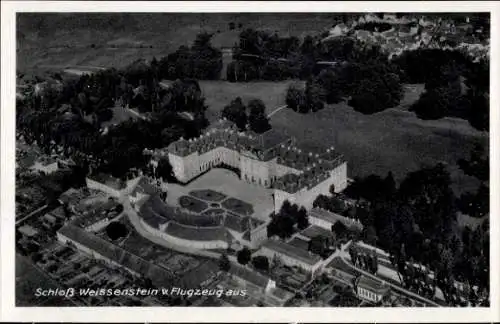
[{"left": 149, "top": 119, "right": 348, "bottom": 213}]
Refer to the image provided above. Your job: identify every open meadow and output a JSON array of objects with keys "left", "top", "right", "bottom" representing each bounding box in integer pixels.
[{"left": 200, "top": 80, "right": 297, "bottom": 121}]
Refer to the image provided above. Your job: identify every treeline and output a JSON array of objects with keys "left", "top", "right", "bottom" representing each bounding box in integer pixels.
[
  {"left": 394, "top": 49, "right": 489, "bottom": 131},
  {"left": 342, "top": 163, "right": 489, "bottom": 305}
]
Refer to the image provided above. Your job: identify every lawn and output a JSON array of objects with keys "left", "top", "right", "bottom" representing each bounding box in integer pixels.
[
  {"left": 178, "top": 195, "right": 209, "bottom": 213},
  {"left": 272, "top": 102, "right": 486, "bottom": 195},
  {"left": 221, "top": 197, "right": 254, "bottom": 216},
  {"left": 200, "top": 80, "right": 298, "bottom": 122},
  {"left": 189, "top": 189, "right": 227, "bottom": 202}
]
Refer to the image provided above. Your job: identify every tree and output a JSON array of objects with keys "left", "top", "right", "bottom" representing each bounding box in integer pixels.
[
  {"left": 219, "top": 253, "right": 231, "bottom": 272},
  {"left": 296, "top": 206, "right": 309, "bottom": 230},
  {"left": 237, "top": 247, "right": 252, "bottom": 265},
  {"left": 309, "top": 235, "right": 330, "bottom": 258},
  {"left": 105, "top": 221, "right": 129, "bottom": 240},
  {"left": 349, "top": 72, "right": 403, "bottom": 114},
  {"left": 364, "top": 225, "right": 378, "bottom": 245},
  {"left": 304, "top": 80, "right": 325, "bottom": 112},
  {"left": 329, "top": 183, "right": 336, "bottom": 196},
  {"left": 384, "top": 171, "right": 396, "bottom": 196},
  {"left": 96, "top": 108, "right": 113, "bottom": 123},
  {"left": 332, "top": 221, "right": 348, "bottom": 239},
  {"left": 252, "top": 255, "right": 269, "bottom": 271},
  {"left": 247, "top": 99, "right": 271, "bottom": 133},
  {"left": 221, "top": 97, "right": 247, "bottom": 130},
  {"left": 156, "top": 158, "right": 174, "bottom": 182},
  {"left": 285, "top": 84, "right": 306, "bottom": 111},
  {"left": 317, "top": 69, "right": 342, "bottom": 104}
]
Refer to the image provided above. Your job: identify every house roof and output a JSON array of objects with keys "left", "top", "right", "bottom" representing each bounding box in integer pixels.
[
  {"left": 18, "top": 225, "right": 38, "bottom": 237},
  {"left": 287, "top": 237, "right": 310, "bottom": 251},
  {"left": 229, "top": 264, "right": 271, "bottom": 288},
  {"left": 58, "top": 188, "right": 82, "bottom": 205},
  {"left": 327, "top": 257, "right": 359, "bottom": 277},
  {"left": 44, "top": 214, "right": 57, "bottom": 223},
  {"left": 87, "top": 174, "right": 126, "bottom": 191},
  {"left": 299, "top": 225, "right": 334, "bottom": 240},
  {"left": 262, "top": 240, "right": 322, "bottom": 266},
  {"left": 309, "top": 208, "right": 343, "bottom": 225}
]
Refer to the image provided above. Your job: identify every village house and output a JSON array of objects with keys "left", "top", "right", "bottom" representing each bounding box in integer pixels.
[
  {"left": 308, "top": 207, "right": 363, "bottom": 232},
  {"left": 228, "top": 264, "right": 276, "bottom": 294},
  {"left": 255, "top": 239, "right": 325, "bottom": 275},
  {"left": 327, "top": 257, "right": 359, "bottom": 286},
  {"left": 355, "top": 275, "right": 390, "bottom": 304}
]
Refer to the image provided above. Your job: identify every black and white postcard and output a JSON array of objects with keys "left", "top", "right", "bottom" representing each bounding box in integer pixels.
[{"left": 1, "top": 1, "right": 498, "bottom": 323}]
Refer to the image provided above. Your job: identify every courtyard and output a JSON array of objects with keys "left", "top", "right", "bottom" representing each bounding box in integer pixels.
[{"left": 166, "top": 168, "right": 274, "bottom": 221}]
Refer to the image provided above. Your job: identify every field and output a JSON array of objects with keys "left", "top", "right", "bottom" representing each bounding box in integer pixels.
[{"left": 17, "top": 13, "right": 339, "bottom": 75}]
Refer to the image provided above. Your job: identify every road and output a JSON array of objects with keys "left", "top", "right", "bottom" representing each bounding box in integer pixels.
[
  {"left": 267, "top": 105, "right": 287, "bottom": 118},
  {"left": 16, "top": 204, "right": 50, "bottom": 225}
]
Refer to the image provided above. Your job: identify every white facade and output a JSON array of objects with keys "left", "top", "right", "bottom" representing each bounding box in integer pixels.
[
  {"left": 357, "top": 285, "right": 386, "bottom": 303},
  {"left": 273, "top": 162, "right": 348, "bottom": 213}
]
